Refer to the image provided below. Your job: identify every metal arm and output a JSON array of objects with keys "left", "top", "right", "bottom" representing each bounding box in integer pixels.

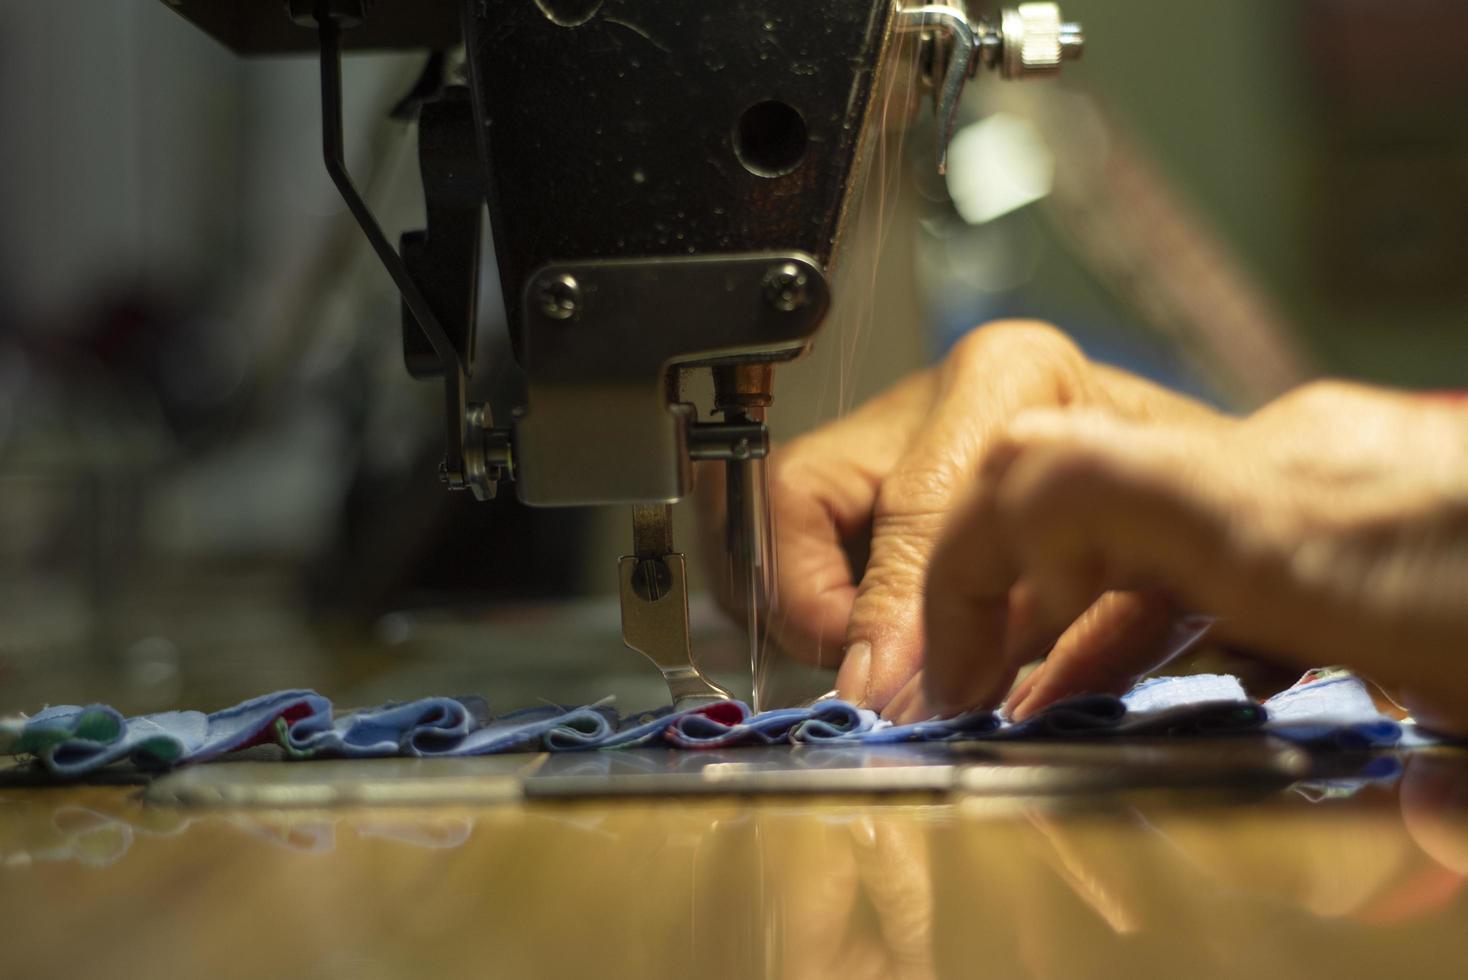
[{"left": 315, "top": 10, "right": 494, "bottom": 497}]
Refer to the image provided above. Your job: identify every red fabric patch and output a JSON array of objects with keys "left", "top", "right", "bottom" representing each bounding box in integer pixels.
[
  {"left": 239, "top": 700, "right": 316, "bottom": 749},
  {"left": 693, "top": 701, "right": 747, "bottom": 726}
]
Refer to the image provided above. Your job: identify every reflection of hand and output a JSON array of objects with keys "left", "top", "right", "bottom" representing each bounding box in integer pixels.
[
  {"left": 923, "top": 380, "right": 1468, "bottom": 731},
  {"left": 1022, "top": 759, "right": 1468, "bottom": 948},
  {"left": 761, "top": 813, "right": 935, "bottom": 980},
  {"left": 763, "top": 321, "right": 1217, "bottom": 717},
  {"left": 1402, "top": 754, "right": 1468, "bottom": 876}
]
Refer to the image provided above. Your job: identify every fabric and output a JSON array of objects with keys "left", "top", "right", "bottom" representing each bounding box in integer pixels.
[
  {"left": 285, "top": 695, "right": 491, "bottom": 758},
  {"left": 1122, "top": 672, "right": 1250, "bottom": 712},
  {"left": 1, "top": 692, "right": 330, "bottom": 777},
  {"left": 0, "top": 669, "right": 1433, "bottom": 778},
  {"left": 1260, "top": 669, "right": 1404, "bottom": 749}
]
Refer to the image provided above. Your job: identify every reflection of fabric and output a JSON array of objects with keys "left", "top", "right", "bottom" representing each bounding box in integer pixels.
[
  {"left": 0, "top": 670, "right": 1433, "bottom": 777},
  {"left": 1293, "top": 754, "right": 1406, "bottom": 803}
]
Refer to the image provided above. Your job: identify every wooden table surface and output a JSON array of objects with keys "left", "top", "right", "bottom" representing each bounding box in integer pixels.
[{"left": 3, "top": 749, "right": 1468, "bottom": 979}]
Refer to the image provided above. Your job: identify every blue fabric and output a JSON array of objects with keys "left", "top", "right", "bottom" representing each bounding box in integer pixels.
[
  {"left": 428, "top": 704, "right": 614, "bottom": 756},
  {"left": 1261, "top": 671, "right": 1403, "bottom": 749},
  {"left": 853, "top": 708, "right": 1002, "bottom": 745},
  {"left": 1123, "top": 673, "right": 1249, "bottom": 712},
  {"left": 283, "top": 696, "right": 491, "bottom": 758},
  {"left": 0, "top": 691, "right": 332, "bottom": 776},
  {"left": 0, "top": 669, "right": 1431, "bottom": 777}
]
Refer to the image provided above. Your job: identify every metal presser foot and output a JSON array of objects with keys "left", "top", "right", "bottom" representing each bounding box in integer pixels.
[{"left": 619, "top": 505, "right": 734, "bottom": 710}]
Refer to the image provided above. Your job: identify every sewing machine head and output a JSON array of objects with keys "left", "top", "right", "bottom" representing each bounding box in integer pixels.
[{"left": 159, "top": 0, "right": 1082, "bottom": 707}]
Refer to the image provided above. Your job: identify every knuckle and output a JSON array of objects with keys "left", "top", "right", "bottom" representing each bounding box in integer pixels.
[
  {"left": 875, "top": 464, "right": 963, "bottom": 519},
  {"left": 858, "top": 554, "right": 929, "bottom": 601},
  {"left": 1268, "top": 379, "right": 1370, "bottom": 417},
  {"left": 946, "top": 320, "right": 1084, "bottom": 380},
  {"left": 863, "top": 510, "right": 947, "bottom": 588}
]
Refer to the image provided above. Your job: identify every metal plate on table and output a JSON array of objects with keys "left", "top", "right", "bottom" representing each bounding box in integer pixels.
[
  {"left": 145, "top": 756, "right": 540, "bottom": 807},
  {"left": 525, "top": 743, "right": 962, "bottom": 798},
  {"left": 947, "top": 739, "right": 1315, "bottom": 795},
  {"left": 144, "top": 738, "right": 1318, "bottom": 808}
]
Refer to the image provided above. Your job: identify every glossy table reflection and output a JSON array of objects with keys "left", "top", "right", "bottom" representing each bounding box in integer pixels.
[{"left": 4, "top": 749, "right": 1468, "bottom": 979}]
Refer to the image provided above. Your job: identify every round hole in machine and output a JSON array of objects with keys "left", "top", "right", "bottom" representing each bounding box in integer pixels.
[{"left": 734, "top": 100, "right": 809, "bottom": 178}]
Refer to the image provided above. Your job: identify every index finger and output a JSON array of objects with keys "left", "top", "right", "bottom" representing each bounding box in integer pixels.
[{"left": 922, "top": 410, "right": 1235, "bottom": 716}]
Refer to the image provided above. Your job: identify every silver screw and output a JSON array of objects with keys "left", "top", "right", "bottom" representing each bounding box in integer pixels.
[
  {"left": 632, "top": 558, "right": 673, "bottom": 602},
  {"left": 763, "top": 262, "right": 810, "bottom": 312},
  {"left": 984, "top": 4, "right": 1084, "bottom": 79},
  {"left": 538, "top": 273, "right": 581, "bottom": 320}
]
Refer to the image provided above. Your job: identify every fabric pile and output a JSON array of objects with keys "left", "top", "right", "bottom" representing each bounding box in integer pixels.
[{"left": 0, "top": 669, "right": 1428, "bottom": 778}]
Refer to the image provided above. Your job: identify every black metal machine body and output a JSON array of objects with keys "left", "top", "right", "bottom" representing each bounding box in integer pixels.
[{"left": 156, "top": 0, "right": 1082, "bottom": 707}]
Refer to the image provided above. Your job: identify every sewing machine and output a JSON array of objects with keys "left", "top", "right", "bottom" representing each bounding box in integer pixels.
[{"left": 157, "top": 0, "right": 1082, "bottom": 708}]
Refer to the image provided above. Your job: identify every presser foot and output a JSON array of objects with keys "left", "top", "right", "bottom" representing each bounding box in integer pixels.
[
  {"left": 620, "top": 504, "right": 733, "bottom": 710},
  {"left": 619, "top": 553, "right": 734, "bottom": 710}
]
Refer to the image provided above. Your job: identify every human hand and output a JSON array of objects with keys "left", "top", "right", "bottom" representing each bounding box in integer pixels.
[
  {"left": 923, "top": 380, "right": 1468, "bottom": 731},
  {"left": 761, "top": 320, "right": 1220, "bottom": 716}
]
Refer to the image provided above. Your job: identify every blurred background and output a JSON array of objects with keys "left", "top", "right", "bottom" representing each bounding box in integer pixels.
[{"left": 1, "top": 0, "right": 1464, "bottom": 716}]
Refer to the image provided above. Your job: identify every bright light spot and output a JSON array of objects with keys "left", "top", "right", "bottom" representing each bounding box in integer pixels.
[{"left": 945, "top": 113, "right": 1055, "bottom": 225}]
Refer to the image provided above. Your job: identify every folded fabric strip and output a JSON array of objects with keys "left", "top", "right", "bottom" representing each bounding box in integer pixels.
[
  {"left": 284, "top": 696, "right": 492, "bottom": 759},
  {"left": 545, "top": 699, "right": 879, "bottom": 751},
  {"left": 856, "top": 709, "right": 1002, "bottom": 745},
  {"left": 1122, "top": 673, "right": 1250, "bottom": 712},
  {"left": 2, "top": 692, "right": 329, "bottom": 777},
  {"left": 1113, "top": 700, "right": 1267, "bottom": 737},
  {"left": 1262, "top": 670, "right": 1403, "bottom": 749},
  {"left": 0, "top": 669, "right": 1432, "bottom": 777},
  {"left": 423, "top": 703, "right": 615, "bottom": 756},
  {"left": 1115, "top": 674, "right": 1267, "bottom": 737},
  {"left": 1, "top": 704, "right": 125, "bottom": 757}
]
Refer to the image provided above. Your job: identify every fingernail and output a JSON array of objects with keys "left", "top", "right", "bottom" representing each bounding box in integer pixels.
[
  {"left": 1009, "top": 691, "right": 1042, "bottom": 722},
  {"left": 1003, "top": 664, "right": 1046, "bottom": 721},
  {"left": 899, "top": 690, "right": 937, "bottom": 726},
  {"left": 836, "top": 641, "right": 872, "bottom": 706}
]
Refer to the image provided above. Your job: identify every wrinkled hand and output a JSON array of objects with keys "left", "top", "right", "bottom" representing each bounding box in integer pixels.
[
  {"left": 923, "top": 376, "right": 1468, "bottom": 731},
  {"left": 764, "top": 320, "right": 1219, "bottom": 717}
]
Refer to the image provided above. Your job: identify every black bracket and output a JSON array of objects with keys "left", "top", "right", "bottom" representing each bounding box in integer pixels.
[
  {"left": 313, "top": 7, "right": 489, "bottom": 494},
  {"left": 400, "top": 87, "right": 481, "bottom": 380}
]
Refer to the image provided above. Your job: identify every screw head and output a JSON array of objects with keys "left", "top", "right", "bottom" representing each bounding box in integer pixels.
[
  {"left": 632, "top": 557, "right": 673, "bottom": 602},
  {"left": 537, "top": 273, "right": 581, "bottom": 320},
  {"left": 763, "top": 262, "right": 810, "bottom": 312}
]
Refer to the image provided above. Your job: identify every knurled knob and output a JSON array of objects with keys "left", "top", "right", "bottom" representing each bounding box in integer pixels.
[{"left": 999, "top": 3, "right": 1084, "bottom": 79}]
